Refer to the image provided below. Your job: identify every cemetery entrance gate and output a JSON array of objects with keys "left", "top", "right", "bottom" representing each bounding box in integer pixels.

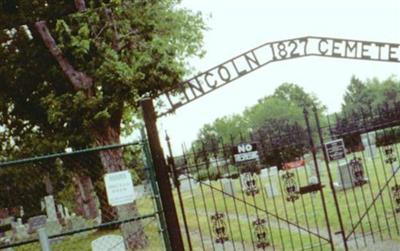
[{"left": 142, "top": 36, "right": 400, "bottom": 251}]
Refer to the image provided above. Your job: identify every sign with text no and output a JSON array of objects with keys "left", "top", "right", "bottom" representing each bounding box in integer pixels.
[
  {"left": 325, "top": 139, "right": 346, "bottom": 161},
  {"left": 104, "top": 170, "right": 136, "bottom": 207},
  {"left": 232, "top": 143, "right": 259, "bottom": 164}
]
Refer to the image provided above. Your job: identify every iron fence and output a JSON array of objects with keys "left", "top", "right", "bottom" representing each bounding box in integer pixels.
[{"left": 167, "top": 104, "right": 400, "bottom": 251}]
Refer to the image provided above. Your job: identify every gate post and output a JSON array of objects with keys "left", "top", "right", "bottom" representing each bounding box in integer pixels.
[
  {"left": 309, "top": 107, "right": 349, "bottom": 251},
  {"left": 303, "top": 108, "right": 336, "bottom": 251},
  {"left": 140, "top": 97, "right": 185, "bottom": 251}
]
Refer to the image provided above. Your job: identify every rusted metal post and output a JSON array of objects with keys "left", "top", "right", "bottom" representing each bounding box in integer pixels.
[{"left": 140, "top": 97, "right": 184, "bottom": 251}]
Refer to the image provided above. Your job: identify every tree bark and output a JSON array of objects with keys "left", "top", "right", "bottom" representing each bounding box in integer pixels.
[
  {"left": 73, "top": 174, "right": 98, "bottom": 220},
  {"left": 34, "top": 2, "right": 147, "bottom": 247},
  {"left": 34, "top": 21, "right": 93, "bottom": 91},
  {"left": 94, "top": 125, "right": 147, "bottom": 250}
]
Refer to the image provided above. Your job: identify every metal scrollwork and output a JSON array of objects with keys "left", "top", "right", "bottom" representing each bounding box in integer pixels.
[
  {"left": 211, "top": 212, "right": 228, "bottom": 244},
  {"left": 282, "top": 171, "right": 299, "bottom": 202},
  {"left": 243, "top": 172, "right": 259, "bottom": 196},
  {"left": 253, "top": 218, "right": 270, "bottom": 249},
  {"left": 392, "top": 185, "right": 400, "bottom": 214},
  {"left": 350, "top": 158, "right": 367, "bottom": 187},
  {"left": 384, "top": 146, "right": 397, "bottom": 165}
]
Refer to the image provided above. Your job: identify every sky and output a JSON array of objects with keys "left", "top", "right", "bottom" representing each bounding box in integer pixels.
[{"left": 136, "top": 0, "right": 400, "bottom": 153}]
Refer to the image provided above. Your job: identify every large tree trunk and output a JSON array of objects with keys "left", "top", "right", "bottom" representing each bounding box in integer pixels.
[
  {"left": 94, "top": 125, "right": 147, "bottom": 250},
  {"left": 73, "top": 174, "right": 99, "bottom": 220}
]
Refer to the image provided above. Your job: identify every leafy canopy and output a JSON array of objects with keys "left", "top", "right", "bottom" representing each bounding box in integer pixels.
[{"left": 0, "top": 0, "right": 206, "bottom": 155}]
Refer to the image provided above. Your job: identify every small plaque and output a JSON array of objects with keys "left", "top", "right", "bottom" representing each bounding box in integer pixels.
[
  {"left": 104, "top": 170, "right": 136, "bottom": 207},
  {"left": 325, "top": 139, "right": 346, "bottom": 161}
]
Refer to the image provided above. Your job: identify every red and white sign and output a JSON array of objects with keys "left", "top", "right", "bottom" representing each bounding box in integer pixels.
[{"left": 282, "top": 159, "right": 305, "bottom": 170}]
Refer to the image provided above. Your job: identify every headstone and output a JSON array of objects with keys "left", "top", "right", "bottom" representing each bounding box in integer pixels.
[
  {"left": 179, "top": 177, "right": 197, "bottom": 192},
  {"left": 361, "top": 133, "right": 377, "bottom": 159},
  {"left": 260, "top": 168, "right": 269, "bottom": 178},
  {"left": 44, "top": 195, "right": 57, "bottom": 221},
  {"left": 27, "top": 215, "right": 47, "bottom": 234},
  {"left": 268, "top": 166, "right": 278, "bottom": 176},
  {"left": 264, "top": 181, "right": 279, "bottom": 198},
  {"left": 335, "top": 159, "right": 367, "bottom": 190},
  {"left": 14, "top": 218, "right": 29, "bottom": 240},
  {"left": 91, "top": 235, "right": 125, "bottom": 251},
  {"left": 64, "top": 207, "right": 71, "bottom": 219},
  {"left": 221, "top": 179, "right": 234, "bottom": 196},
  {"left": 57, "top": 204, "right": 65, "bottom": 219},
  {"left": 335, "top": 160, "right": 354, "bottom": 190}
]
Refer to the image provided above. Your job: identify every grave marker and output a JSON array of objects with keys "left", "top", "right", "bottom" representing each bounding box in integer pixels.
[{"left": 91, "top": 234, "right": 126, "bottom": 251}]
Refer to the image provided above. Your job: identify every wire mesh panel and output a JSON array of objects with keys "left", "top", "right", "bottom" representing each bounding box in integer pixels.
[{"left": 0, "top": 142, "right": 167, "bottom": 251}]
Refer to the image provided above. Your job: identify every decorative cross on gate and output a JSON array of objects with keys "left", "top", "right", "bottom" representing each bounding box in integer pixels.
[
  {"left": 282, "top": 171, "right": 299, "bottom": 202},
  {"left": 384, "top": 146, "right": 397, "bottom": 165},
  {"left": 392, "top": 184, "right": 400, "bottom": 214},
  {"left": 253, "top": 218, "right": 270, "bottom": 249},
  {"left": 243, "top": 172, "right": 259, "bottom": 196},
  {"left": 211, "top": 212, "right": 229, "bottom": 244}
]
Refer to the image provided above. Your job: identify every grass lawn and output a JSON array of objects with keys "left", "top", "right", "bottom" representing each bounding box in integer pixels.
[{"left": 173, "top": 146, "right": 400, "bottom": 250}]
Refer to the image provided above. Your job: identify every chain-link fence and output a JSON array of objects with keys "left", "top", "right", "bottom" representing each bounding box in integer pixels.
[{"left": 0, "top": 141, "right": 168, "bottom": 251}]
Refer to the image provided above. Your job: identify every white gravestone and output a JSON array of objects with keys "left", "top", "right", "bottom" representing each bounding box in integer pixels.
[
  {"left": 44, "top": 196, "right": 57, "bottom": 221},
  {"left": 264, "top": 181, "right": 279, "bottom": 198},
  {"left": 361, "top": 133, "right": 377, "bottom": 159},
  {"left": 221, "top": 179, "right": 234, "bottom": 196},
  {"left": 179, "top": 177, "right": 197, "bottom": 192},
  {"left": 335, "top": 160, "right": 367, "bottom": 190},
  {"left": 57, "top": 204, "right": 65, "bottom": 219},
  {"left": 64, "top": 207, "right": 71, "bottom": 219},
  {"left": 335, "top": 161, "right": 353, "bottom": 190},
  {"left": 91, "top": 235, "right": 126, "bottom": 251},
  {"left": 14, "top": 218, "right": 29, "bottom": 240},
  {"left": 260, "top": 168, "right": 269, "bottom": 178}
]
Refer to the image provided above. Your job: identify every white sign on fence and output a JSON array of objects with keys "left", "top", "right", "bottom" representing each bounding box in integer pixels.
[
  {"left": 232, "top": 143, "right": 259, "bottom": 163},
  {"left": 104, "top": 170, "right": 136, "bottom": 207}
]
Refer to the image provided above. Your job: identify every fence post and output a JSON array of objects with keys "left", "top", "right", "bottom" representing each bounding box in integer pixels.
[
  {"left": 140, "top": 97, "right": 185, "bottom": 251},
  {"left": 140, "top": 127, "right": 171, "bottom": 251},
  {"left": 309, "top": 107, "right": 349, "bottom": 251},
  {"left": 37, "top": 228, "right": 51, "bottom": 251},
  {"left": 303, "top": 108, "right": 336, "bottom": 251},
  {"left": 166, "top": 133, "right": 193, "bottom": 251}
]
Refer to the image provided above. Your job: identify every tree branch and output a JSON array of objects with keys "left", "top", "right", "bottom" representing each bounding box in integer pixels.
[
  {"left": 105, "top": 8, "right": 121, "bottom": 51},
  {"left": 74, "top": 0, "right": 87, "bottom": 12},
  {"left": 34, "top": 20, "right": 93, "bottom": 91}
]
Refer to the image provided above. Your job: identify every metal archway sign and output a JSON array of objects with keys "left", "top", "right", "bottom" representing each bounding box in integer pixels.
[{"left": 156, "top": 36, "right": 400, "bottom": 117}]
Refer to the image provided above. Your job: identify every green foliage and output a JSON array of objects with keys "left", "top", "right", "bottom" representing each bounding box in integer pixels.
[
  {"left": 342, "top": 75, "right": 400, "bottom": 114},
  {"left": 194, "top": 83, "right": 322, "bottom": 145},
  {"left": 1, "top": 0, "right": 205, "bottom": 158}
]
